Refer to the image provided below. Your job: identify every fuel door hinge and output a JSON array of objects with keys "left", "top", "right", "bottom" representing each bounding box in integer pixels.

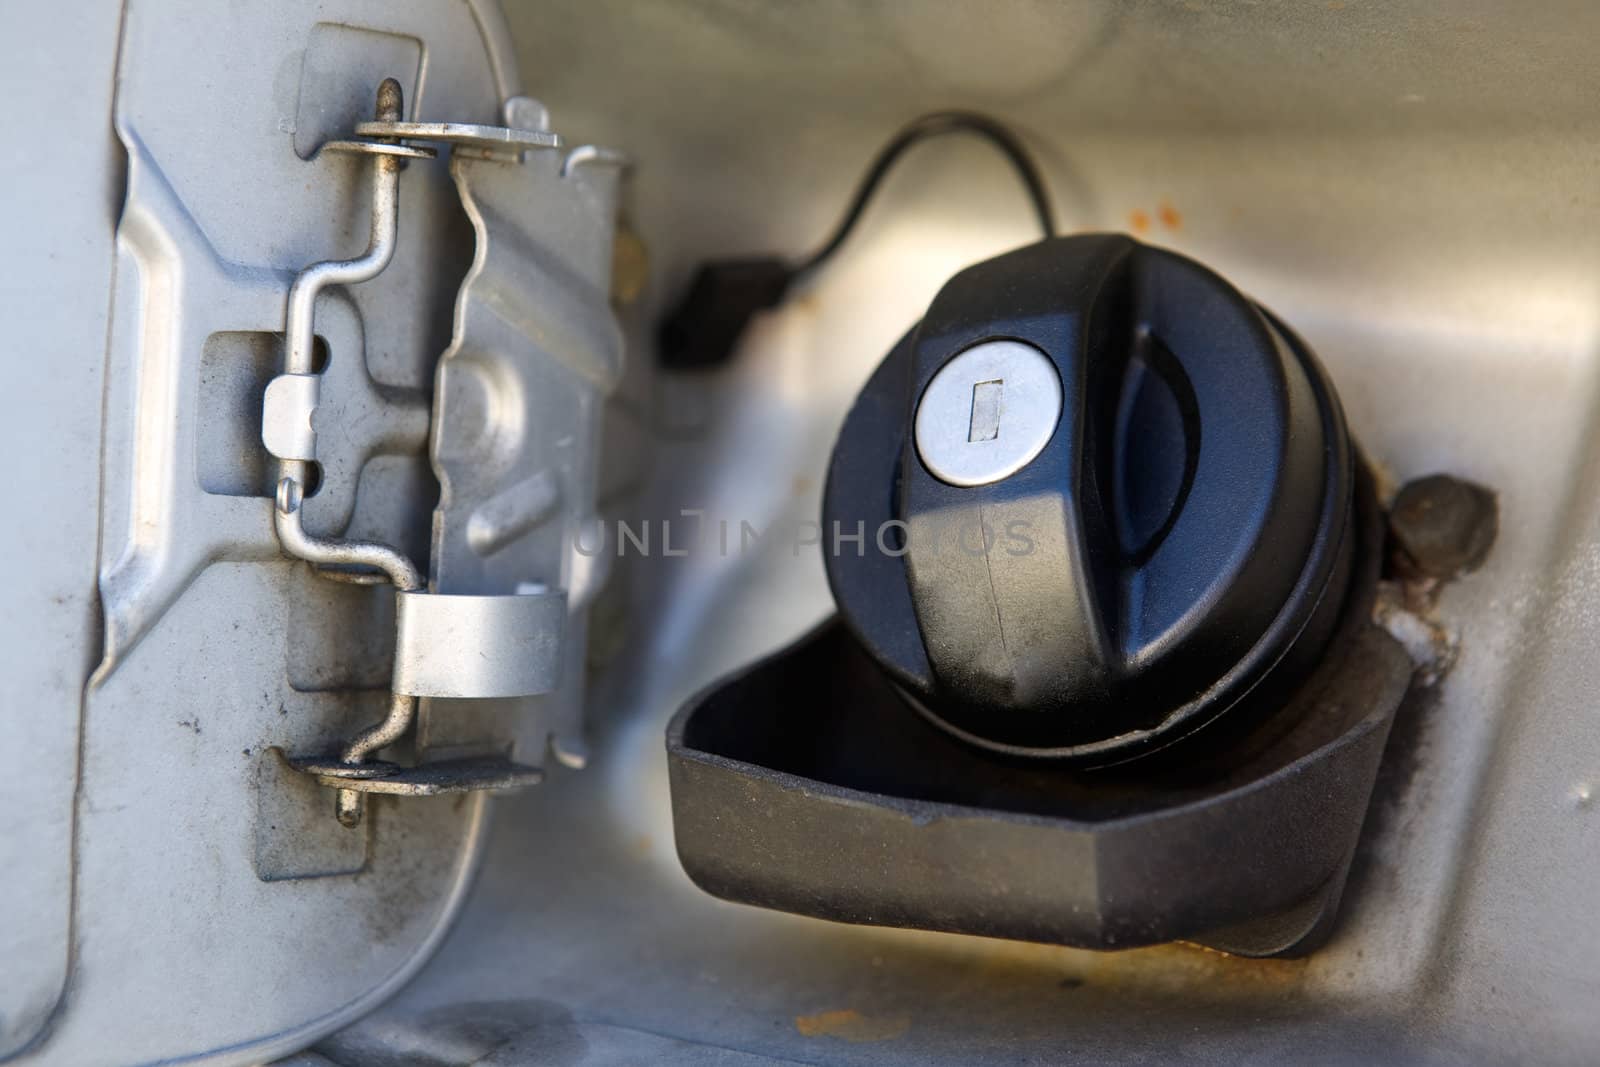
[{"left": 260, "top": 79, "right": 624, "bottom": 825}]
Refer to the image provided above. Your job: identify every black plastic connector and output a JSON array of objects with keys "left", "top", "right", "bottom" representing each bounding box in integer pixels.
[{"left": 656, "top": 257, "right": 793, "bottom": 370}]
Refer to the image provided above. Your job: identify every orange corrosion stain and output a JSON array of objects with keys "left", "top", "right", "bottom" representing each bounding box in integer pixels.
[
  {"left": 1158, "top": 200, "right": 1183, "bottom": 231},
  {"left": 794, "top": 1009, "right": 911, "bottom": 1042},
  {"left": 1127, "top": 209, "right": 1151, "bottom": 235}
]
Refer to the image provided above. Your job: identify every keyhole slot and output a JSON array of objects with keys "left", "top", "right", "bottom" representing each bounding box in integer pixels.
[{"left": 968, "top": 379, "right": 1004, "bottom": 442}]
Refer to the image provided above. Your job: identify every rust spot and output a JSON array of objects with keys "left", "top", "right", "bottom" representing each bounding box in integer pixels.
[
  {"left": 794, "top": 1008, "right": 911, "bottom": 1042},
  {"left": 793, "top": 475, "right": 814, "bottom": 495},
  {"left": 1158, "top": 200, "right": 1183, "bottom": 231},
  {"left": 610, "top": 227, "right": 649, "bottom": 306},
  {"left": 1127, "top": 209, "right": 1151, "bottom": 236}
]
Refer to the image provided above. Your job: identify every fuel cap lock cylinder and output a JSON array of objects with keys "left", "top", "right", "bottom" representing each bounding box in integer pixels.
[{"left": 668, "top": 235, "right": 1431, "bottom": 956}]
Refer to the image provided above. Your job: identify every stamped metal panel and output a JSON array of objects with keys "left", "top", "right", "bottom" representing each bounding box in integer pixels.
[
  {"left": 9, "top": 2, "right": 528, "bottom": 1065},
  {"left": 419, "top": 132, "right": 624, "bottom": 767},
  {"left": 0, "top": 0, "right": 124, "bottom": 1057}
]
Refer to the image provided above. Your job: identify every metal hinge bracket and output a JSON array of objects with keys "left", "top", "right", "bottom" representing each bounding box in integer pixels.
[{"left": 262, "top": 79, "right": 582, "bottom": 826}]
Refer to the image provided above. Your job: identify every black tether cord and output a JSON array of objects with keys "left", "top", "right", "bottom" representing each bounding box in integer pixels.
[
  {"left": 791, "top": 110, "right": 1057, "bottom": 279},
  {"left": 657, "top": 111, "right": 1056, "bottom": 369}
]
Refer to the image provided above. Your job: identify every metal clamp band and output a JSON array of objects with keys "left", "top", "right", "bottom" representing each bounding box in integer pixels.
[
  {"left": 393, "top": 590, "right": 566, "bottom": 699},
  {"left": 261, "top": 373, "right": 320, "bottom": 461}
]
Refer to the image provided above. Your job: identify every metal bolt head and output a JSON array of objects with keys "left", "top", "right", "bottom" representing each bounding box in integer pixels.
[
  {"left": 1388, "top": 473, "right": 1498, "bottom": 579},
  {"left": 914, "top": 340, "right": 1063, "bottom": 487}
]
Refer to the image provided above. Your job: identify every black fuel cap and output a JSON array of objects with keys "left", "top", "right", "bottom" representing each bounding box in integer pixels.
[{"left": 823, "top": 235, "right": 1361, "bottom": 764}]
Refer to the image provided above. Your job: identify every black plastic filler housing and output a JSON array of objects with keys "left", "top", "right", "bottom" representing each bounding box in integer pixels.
[{"left": 667, "top": 235, "right": 1413, "bottom": 956}]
